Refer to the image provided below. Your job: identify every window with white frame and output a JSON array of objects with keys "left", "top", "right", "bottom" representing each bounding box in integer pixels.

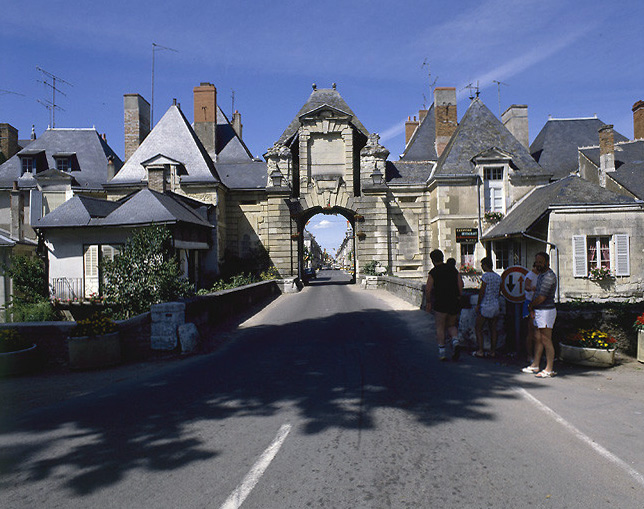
[
  {"left": 483, "top": 166, "right": 504, "bottom": 212},
  {"left": 572, "top": 234, "right": 630, "bottom": 277},
  {"left": 55, "top": 157, "right": 71, "bottom": 171},
  {"left": 21, "top": 157, "right": 35, "bottom": 174}
]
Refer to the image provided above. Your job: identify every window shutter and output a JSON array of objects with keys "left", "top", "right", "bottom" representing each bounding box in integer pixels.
[
  {"left": 614, "top": 234, "right": 630, "bottom": 276},
  {"left": 572, "top": 235, "right": 587, "bottom": 277},
  {"left": 30, "top": 190, "right": 43, "bottom": 224},
  {"left": 84, "top": 245, "right": 99, "bottom": 297}
]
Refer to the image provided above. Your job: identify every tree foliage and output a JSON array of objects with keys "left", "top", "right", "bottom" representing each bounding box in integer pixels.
[
  {"left": 101, "top": 225, "right": 193, "bottom": 319},
  {"left": 2, "top": 255, "right": 49, "bottom": 304}
]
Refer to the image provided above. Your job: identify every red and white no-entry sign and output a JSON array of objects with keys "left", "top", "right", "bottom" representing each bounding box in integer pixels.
[{"left": 500, "top": 265, "right": 529, "bottom": 303}]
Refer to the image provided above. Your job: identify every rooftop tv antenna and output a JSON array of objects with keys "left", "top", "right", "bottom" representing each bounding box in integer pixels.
[
  {"left": 492, "top": 80, "right": 509, "bottom": 117},
  {"left": 36, "top": 67, "right": 72, "bottom": 127},
  {"left": 462, "top": 81, "right": 480, "bottom": 100},
  {"left": 231, "top": 89, "right": 235, "bottom": 117},
  {"left": 0, "top": 88, "right": 25, "bottom": 97},
  {"left": 151, "top": 42, "right": 178, "bottom": 126},
  {"left": 421, "top": 59, "right": 438, "bottom": 108}
]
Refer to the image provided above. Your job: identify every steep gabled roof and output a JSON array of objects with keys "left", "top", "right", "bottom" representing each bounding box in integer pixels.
[
  {"left": 0, "top": 128, "right": 123, "bottom": 190},
  {"left": 483, "top": 175, "right": 639, "bottom": 239},
  {"left": 35, "top": 189, "right": 212, "bottom": 229},
  {"left": 217, "top": 161, "right": 268, "bottom": 189},
  {"left": 110, "top": 104, "right": 220, "bottom": 185},
  {"left": 400, "top": 105, "right": 438, "bottom": 162},
  {"left": 530, "top": 117, "right": 628, "bottom": 180},
  {"left": 434, "top": 98, "right": 548, "bottom": 178},
  {"left": 386, "top": 161, "right": 433, "bottom": 185},
  {"left": 214, "top": 105, "right": 255, "bottom": 162},
  {"left": 277, "top": 88, "right": 369, "bottom": 145}
]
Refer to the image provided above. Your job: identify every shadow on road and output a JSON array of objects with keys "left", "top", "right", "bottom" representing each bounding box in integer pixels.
[{"left": 0, "top": 306, "right": 550, "bottom": 496}]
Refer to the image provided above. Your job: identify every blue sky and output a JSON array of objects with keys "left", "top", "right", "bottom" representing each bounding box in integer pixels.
[{"left": 2, "top": 0, "right": 643, "bottom": 252}]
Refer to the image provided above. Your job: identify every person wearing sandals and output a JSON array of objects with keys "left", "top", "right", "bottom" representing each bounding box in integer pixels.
[
  {"left": 522, "top": 252, "right": 558, "bottom": 378},
  {"left": 425, "top": 249, "right": 463, "bottom": 361},
  {"left": 473, "top": 257, "right": 501, "bottom": 358},
  {"left": 523, "top": 264, "right": 538, "bottom": 363}
]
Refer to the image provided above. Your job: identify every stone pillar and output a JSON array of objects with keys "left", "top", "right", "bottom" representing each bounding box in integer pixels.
[
  {"left": 232, "top": 110, "right": 243, "bottom": 139},
  {"left": 263, "top": 190, "right": 295, "bottom": 277},
  {"left": 193, "top": 82, "right": 217, "bottom": 157},
  {"left": 265, "top": 143, "right": 292, "bottom": 187},
  {"left": 434, "top": 87, "right": 457, "bottom": 156},
  {"left": 10, "top": 181, "right": 24, "bottom": 241},
  {"left": 150, "top": 302, "right": 185, "bottom": 350},
  {"left": 502, "top": 104, "right": 529, "bottom": 148},
  {"left": 598, "top": 124, "right": 615, "bottom": 187},
  {"left": 632, "top": 100, "right": 644, "bottom": 140},
  {"left": 124, "top": 94, "right": 151, "bottom": 161}
]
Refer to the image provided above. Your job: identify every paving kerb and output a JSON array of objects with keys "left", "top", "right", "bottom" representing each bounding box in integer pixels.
[{"left": 0, "top": 288, "right": 640, "bottom": 419}]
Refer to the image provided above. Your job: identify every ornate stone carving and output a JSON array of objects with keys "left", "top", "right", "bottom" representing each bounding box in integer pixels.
[{"left": 265, "top": 142, "right": 292, "bottom": 187}]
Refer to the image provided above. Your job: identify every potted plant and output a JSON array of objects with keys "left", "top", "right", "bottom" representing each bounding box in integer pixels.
[
  {"left": 634, "top": 312, "right": 644, "bottom": 363},
  {"left": 483, "top": 211, "right": 504, "bottom": 224},
  {"left": 67, "top": 313, "right": 120, "bottom": 370},
  {"left": 588, "top": 266, "right": 614, "bottom": 281},
  {"left": 0, "top": 329, "right": 39, "bottom": 376},
  {"left": 560, "top": 328, "right": 617, "bottom": 367}
]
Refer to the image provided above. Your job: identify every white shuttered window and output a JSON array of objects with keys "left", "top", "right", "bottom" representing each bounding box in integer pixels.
[
  {"left": 572, "top": 235, "right": 587, "bottom": 277},
  {"left": 614, "top": 234, "right": 630, "bottom": 276}
]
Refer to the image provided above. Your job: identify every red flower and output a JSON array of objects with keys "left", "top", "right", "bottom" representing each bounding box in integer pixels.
[{"left": 608, "top": 337, "right": 617, "bottom": 344}]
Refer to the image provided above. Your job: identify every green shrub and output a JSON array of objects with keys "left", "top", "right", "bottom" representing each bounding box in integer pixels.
[{"left": 10, "top": 301, "right": 57, "bottom": 322}]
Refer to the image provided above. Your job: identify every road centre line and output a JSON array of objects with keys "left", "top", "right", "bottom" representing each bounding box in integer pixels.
[
  {"left": 515, "top": 387, "right": 644, "bottom": 489},
  {"left": 219, "top": 423, "right": 292, "bottom": 509}
]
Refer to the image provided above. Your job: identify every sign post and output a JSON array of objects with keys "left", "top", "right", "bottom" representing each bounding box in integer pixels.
[{"left": 501, "top": 265, "right": 528, "bottom": 353}]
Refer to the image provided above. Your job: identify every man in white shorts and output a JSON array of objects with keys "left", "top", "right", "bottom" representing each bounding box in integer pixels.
[{"left": 522, "top": 252, "right": 557, "bottom": 378}]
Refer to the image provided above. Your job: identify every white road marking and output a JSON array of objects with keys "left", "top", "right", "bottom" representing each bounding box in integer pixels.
[
  {"left": 516, "top": 387, "right": 644, "bottom": 488},
  {"left": 219, "top": 424, "right": 292, "bottom": 509}
]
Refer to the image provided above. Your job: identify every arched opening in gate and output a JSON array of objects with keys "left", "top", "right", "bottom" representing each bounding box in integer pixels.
[{"left": 294, "top": 206, "right": 356, "bottom": 285}]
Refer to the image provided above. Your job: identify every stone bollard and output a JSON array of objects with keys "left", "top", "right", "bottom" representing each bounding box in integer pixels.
[{"left": 151, "top": 302, "right": 185, "bottom": 350}]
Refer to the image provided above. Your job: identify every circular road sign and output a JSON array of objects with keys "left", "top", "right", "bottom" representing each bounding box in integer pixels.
[{"left": 501, "top": 265, "right": 529, "bottom": 303}]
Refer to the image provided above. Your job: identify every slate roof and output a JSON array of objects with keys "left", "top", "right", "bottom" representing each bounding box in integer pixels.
[
  {"left": 399, "top": 105, "right": 438, "bottom": 162},
  {"left": 435, "top": 98, "right": 548, "bottom": 178},
  {"left": 530, "top": 117, "right": 629, "bottom": 180},
  {"left": 35, "top": 189, "right": 212, "bottom": 229},
  {"left": 277, "top": 88, "right": 369, "bottom": 145},
  {"left": 217, "top": 161, "right": 267, "bottom": 189},
  {"left": 386, "top": 161, "right": 433, "bottom": 185},
  {"left": 110, "top": 104, "right": 220, "bottom": 186},
  {"left": 580, "top": 139, "right": 644, "bottom": 199},
  {"left": 214, "top": 106, "right": 255, "bottom": 162},
  {"left": 0, "top": 227, "right": 37, "bottom": 247},
  {"left": 0, "top": 128, "right": 123, "bottom": 190},
  {"left": 483, "top": 175, "right": 639, "bottom": 239}
]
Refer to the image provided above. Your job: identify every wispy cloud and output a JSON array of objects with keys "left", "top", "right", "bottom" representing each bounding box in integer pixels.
[
  {"left": 312, "top": 220, "right": 334, "bottom": 229},
  {"left": 379, "top": 121, "right": 406, "bottom": 142}
]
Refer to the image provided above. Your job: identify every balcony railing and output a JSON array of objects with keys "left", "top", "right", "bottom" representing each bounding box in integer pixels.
[{"left": 50, "top": 278, "right": 83, "bottom": 300}]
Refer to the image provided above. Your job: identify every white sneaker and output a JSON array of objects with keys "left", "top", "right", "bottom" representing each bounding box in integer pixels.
[{"left": 438, "top": 347, "right": 448, "bottom": 361}]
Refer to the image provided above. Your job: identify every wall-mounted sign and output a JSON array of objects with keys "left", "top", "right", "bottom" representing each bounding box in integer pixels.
[{"left": 456, "top": 228, "right": 478, "bottom": 243}]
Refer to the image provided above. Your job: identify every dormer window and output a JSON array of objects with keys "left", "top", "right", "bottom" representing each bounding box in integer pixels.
[
  {"left": 56, "top": 157, "right": 71, "bottom": 171},
  {"left": 483, "top": 166, "right": 504, "bottom": 212},
  {"left": 21, "top": 157, "right": 35, "bottom": 174}
]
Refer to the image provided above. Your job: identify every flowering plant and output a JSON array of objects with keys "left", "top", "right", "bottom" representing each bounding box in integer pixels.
[
  {"left": 563, "top": 328, "right": 617, "bottom": 350},
  {"left": 69, "top": 313, "right": 117, "bottom": 338},
  {"left": 588, "top": 266, "right": 614, "bottom": 281},
  {"left": 459, "top": 264, "right": 481, "bottom": 276},
  {"left": 0, "top": 329, "right": 33, "bottom": 353},
  {"left": 634, "top": 312, "right": 644, "bottom": 333},
  {"left": 484, "top": 211, "right": 504, "bottom": 224}
]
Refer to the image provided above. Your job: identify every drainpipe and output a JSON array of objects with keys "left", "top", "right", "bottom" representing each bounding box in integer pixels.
[
  {"left": 476, "top": 174, "right": 483, "bottom": 252},
  {"left": 520, "top": 232, "right": 560, "bottom": 303}
]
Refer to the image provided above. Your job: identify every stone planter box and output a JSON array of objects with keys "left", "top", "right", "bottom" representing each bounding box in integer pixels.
[
  {"left": 559, "top": 343, "right": 616, "bottom": 368},
  {"left": 68, "top": 332, "right": 121, "bottom": 370},
  {"left": 0, "top": 344, "right": 39, "bottom": 377},
  {"left": 638, "top": 331, "right": 644, "bottom": 364}
]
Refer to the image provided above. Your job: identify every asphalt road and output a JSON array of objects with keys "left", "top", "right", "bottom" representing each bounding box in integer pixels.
[{"left": 0, "top": 269, "right": 643, "bottom": 508}]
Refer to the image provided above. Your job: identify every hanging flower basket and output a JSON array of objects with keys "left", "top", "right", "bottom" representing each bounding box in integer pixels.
[
  {"left": 356, "top": 231, "right": 366, "bottom": 240},
  {"left": 484, "top": 211, "right": 504, "bottom": 224},
  {"left": 354, "top": 214, "right": 365, "bottom": 222}
]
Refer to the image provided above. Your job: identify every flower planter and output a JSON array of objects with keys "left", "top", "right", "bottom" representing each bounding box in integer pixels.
[
  {"left": 0, "top": 344, "right": 39, "bottom": 377},
  {"left": 638, "top": 331, "right": 644, "bottom": 364},
  {"left": 559, "top": 343, "right": 616, "bottom": 368},
  {"left": 68, "top": 332, "right": 121, "bottom": 370}
]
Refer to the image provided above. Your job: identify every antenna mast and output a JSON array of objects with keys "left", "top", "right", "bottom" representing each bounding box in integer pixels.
[
  {"left": 36, "top": 67, "right": 72, "bottom": 127},
  {"left": 151, "top": 42, "right": 178, "bottom": 126},
  {"left": 492, "top": 80, "right": 509, "bottom": 117},
  {"left": 231, "top": 89, "right": 235, "bottom": 117},
  {"left": 462, "top": 81, "right": 480, "bottom": 100},
  {"left": 421, "top": 59, "right": 438, "bottom": 108}
]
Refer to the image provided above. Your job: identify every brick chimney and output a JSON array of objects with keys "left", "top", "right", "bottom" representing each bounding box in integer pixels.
[
  {"left": 434, "top": 87, "right": 457, "bottom": 156},
  {"left": 598, "top": 124, "right": 615, "bottom": 187},
  {"left": 193, "top": 82, "right": 217, "bottom": 157},
  {"left": 501, "top": 104, "right": 529, "bottom": 148},
  {"left": 418, "top": 109, "right": 428, "bottom": 122},
  {"left": 10, "top": 181, "right": 24, "bottom": 241},
  {"left": 232, "top": 110, "right": 243, "bottom": 139},
  {"left": 632, "top": 100, "right": 644, "bottom": 140},
  {"left": 405, "top": 116, "right": 419, "bottom": 145},
  {"left": 124, "top": 94, "right": 151, "bottom": 161},
  {"left": 147, "top": 165, "right": 167, "bottom": 193},
  {"left": 0, "top": 123, "right": 19, "bottom": 163}
]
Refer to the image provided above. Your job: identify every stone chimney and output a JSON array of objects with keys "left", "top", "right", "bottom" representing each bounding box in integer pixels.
[
  {"left": 0, "top": 123, "right": 19, "bottom": 163},
  {"left": 632, "top": 100, "right": 644, "bottom": 140},
  {"left": 598, "top": 124, "right": 615, "bottom": 187},
  {"left": 501, "top": 104, "right": 529, "bottom": 148},
  {"left": 193, "top": 82, "right": 217, "bottom": 156},
  {"left": 418, "top": 109, "right": 428, "bottom": 122},
  {"left": 107, "top": 156, "right": 116, "bottom": 181},
  {"left": 124, "top": 94, "right": 151, "bottom": 161},
  {"left": 232, "top": 110, "right": 243, "bottom": 139},
  {"left": 147, "top": 165, "right": 167, "bottom": 193},
  {"left": 434, "top": 87, "right": 457, "bottom": 156},
  {"left": 10, "top": 181, "right": 24, "bottom": 241},
  {"left": 405, "top": 116, "right": 419, "bottom": 145}
]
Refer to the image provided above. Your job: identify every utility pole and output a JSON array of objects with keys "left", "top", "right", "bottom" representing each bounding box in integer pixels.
[
  {"left": 36, "top": 67, "right": 72, "bottom": 127},
  {"left": 151, "top": 42, "right": 178, "bottom": 126},
  {"left": 492, "top": 80, "right": 509, "bottom": 117}
]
